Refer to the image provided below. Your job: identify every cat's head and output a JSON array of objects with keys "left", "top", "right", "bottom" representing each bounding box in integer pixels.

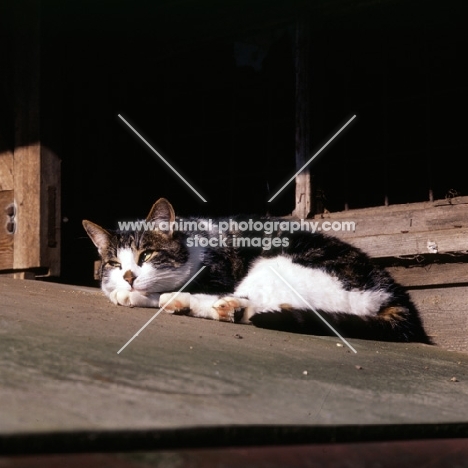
[{"left": 83, "top": 198, "right": 193, "bottom": 297}]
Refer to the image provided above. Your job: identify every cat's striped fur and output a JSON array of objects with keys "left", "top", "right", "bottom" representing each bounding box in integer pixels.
[{"left": 83, "top": 198, "right": 430, "bottom": 343}]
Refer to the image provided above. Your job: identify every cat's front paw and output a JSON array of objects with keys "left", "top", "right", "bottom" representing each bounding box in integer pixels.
[
  {"left": 159, "top": 292, "right": 191, "bottom": 314},
  {"left": 110, "top": 289, "right": 134, "bottom": 307},
  {"left": 212, "top": 297, "right": 251, "bottom": 323}
]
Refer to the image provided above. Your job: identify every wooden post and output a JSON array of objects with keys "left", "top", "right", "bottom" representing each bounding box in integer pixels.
[
  {"left": 293, "top": 15, "right": 312, "bottom": 219},
  {"left": 13, "top": 0, "right": 41, "bottom": 273},
  {"left": 0, "top": 5, "right": 16, "bottom": 272},
  {"left": 0, "top": 0, "right": 61, "bottom": 278},
  {"left": 0, "top": 110, "right": 14, "bottom": 270}
]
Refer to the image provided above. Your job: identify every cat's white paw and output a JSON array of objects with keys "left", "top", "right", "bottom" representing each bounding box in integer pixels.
[
  {"left": 159, "top": 292, "right": 191, "bottom": 313},
  {"left": 212, "top": 296, "right": 251, "bottom": 322},
  {"left": 109, "top": 290, "right": 160, "bottom": 308},
  {"left": 110, "top": 289, "right": 133, "bottom": 307}
]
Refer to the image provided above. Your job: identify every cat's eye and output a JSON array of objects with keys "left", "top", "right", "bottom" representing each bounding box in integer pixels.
[
  {"left": 107, "top": 260, "right": 121, "bottom": 269},
  {"left": 139, "top": 250, "right": 154, "bottom": 264}
]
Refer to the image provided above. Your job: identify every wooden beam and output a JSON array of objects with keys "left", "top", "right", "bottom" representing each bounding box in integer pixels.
[
  {"left": 319, "top": 196, "right": 468, "bottom": 238},
  {"left": 6, "top": 0, "right": 61, "bottom": 277},
  {"left": 0, "top": 152, "right": 14, "bottom": 191},
  {"left": 333, "top": 227, "right": 468, "bottom": 259},
  {"left": 309, "top": 196, "right": 468, "bottom": 259},
  {"left": 293, "top": 15, "right": 312, "bottom": 219},
  {"left": 13, "top": 0, "right": 41, "bottom": 270},
  {"left": 388, "top": 263, "right": 468, "bottom": 288},
  {"left": 0, "top": 190, "right": 14, "bottom": 270},
  {"left": 13, "top": 145, "right": 41, "bottom": 269}
]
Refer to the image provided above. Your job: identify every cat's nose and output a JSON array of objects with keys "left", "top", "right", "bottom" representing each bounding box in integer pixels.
[{"left": 123, "top": 270, "right": 137, "bottom": 286}]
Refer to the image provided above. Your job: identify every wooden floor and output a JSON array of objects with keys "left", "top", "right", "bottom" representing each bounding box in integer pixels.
[{"left": 1, "top": 276, "right": 468, "bottom": 434}]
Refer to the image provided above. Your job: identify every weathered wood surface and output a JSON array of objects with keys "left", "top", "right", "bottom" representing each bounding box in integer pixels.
[
  {"left": 0, "top": 153, "right": 15, "bottom": 271},
  {"left": 338, "top": 227, "right": 468, "bottom": 259},
  {"left": 309, "top": 196, "right": 468, "bottom": 259},
  {"left": 4, "top": 0, "right": 61, "bottom": 277},
  {"left": 1, "top": 276, "right": 468, "bottom": 438},
  {"left": 0, "top": 153, "right": 14, "bottom": 270},
  {"left": 319, "top": 196, "right": 468, "bottom": 237},
  {"left": 5, "top": 147, "right": 61, "bottom": 276},
  {"left": 0, "top": 153, "right": 14, "bottom": 191},
  {"left": 292, "top": 16, "right": 311, "bottom": 219},
  {"left": 0, "top": 191, "right": 14, "bottom": 271},
  {"left": 387, "top": 263, "right": 468, "bottom": 288},
  {"left": 305, "top": 199, "right": 468, "bottom": 351},
  {"left": 12, "top": 144, "right": 41, "bottom": 270},
  {"left": 13, "top": 0, "right": 42, "bottom": 272},
  {"left": 408, "top": 286, "right": 468, "bottom": 352}
]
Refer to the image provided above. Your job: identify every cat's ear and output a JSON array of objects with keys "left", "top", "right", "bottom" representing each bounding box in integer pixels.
[
  {"left": 82, "top": 220, "right": 111, "bottom": 255},
  {"left": 146, "top": 198, "right": 175, "bottom": 234}
]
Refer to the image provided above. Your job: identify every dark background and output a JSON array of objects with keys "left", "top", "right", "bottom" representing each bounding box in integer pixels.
[{"left": 1, "top": 0, "right": 467, "bottom": 285}]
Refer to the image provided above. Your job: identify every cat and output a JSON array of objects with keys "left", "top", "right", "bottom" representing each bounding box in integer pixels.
[{"left": 82, "top": 198, "right": 430, "bottom": 343}]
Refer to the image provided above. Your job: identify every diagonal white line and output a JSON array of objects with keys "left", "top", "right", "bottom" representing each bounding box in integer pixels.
[
  {"left": 117, "top": 266, "right": 206, "bottom": 354},
  {"left": 268, "top": 266, "right": 357, "bottom": 353},
  {"left": 268, "top": 114, "right": 357, "bottom": 202},
  {"left": 118, "top": 114, "right": 207, "bottom": 203}
]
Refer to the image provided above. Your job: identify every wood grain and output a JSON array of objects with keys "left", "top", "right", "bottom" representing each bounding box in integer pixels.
[
  {"left": 409, "top": 287, "right": 468, "bottom": 352},
  {"left": 0, "top": 190, "right": 14, "bottom": 270},
  {"left": 10, "top": 0, "right": 61, "bottom": 277},
  {"left": 292, "top": 16, "right": 311, "bottom": 219},
  {"left": 287, "top": 196, "right": 468, "bottom": 260},
  {"left": 13, "top": 0, "right": 41, "bottom": 271},
  {"left": 317, "top": 196, "right": 468, "bottom": 238},
  {"left": 0, "top": 152, "right": 14, "bottom": 191},
  {"left": 387, "top": 263, "right": 468, "bottom": 288},
  {"left": 333, "top": 227, "right": 468, "bottom": 259},
  {"left": 13, "top": 144, "right": 41, "bottom": 270}
]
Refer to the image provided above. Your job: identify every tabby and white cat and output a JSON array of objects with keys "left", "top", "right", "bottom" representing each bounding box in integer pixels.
[{"left": 83, "top": 198, "right": 429, "bottom": 343}]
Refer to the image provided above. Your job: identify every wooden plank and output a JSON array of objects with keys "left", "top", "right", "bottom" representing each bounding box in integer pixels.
[
  {"left": 409, "top": 286, "right": 468, "bottom": 352},
  {"left": 0, "top": 152, "right": 14, "bottom": 191},
  {"left": 321, "top": 195, "right": 468, "bottom": 218},
  {"left": 331, "top": 227, "right": 468, "bottom": 259},
  {"left": 387, "top": 263, "right": 468, "bottom": 288},
  {"left": 13, "top": 144, "right": 41, "bottom": 270},
  {"left": 13, "top": 0, "right": 41, "bottom": 270},
  {"left": 283, "top": 196, "right": 468, "bottom": 260},
  {"left": 10, "top": 147, "right": 61, "bottom": 275},
  {"left": 317, "top": 197, "right": 468, "bottom": 238},
  {"left": 0, "top": 190, "right": 14, "bottom": 270},
  {"left": 12, "top": 0, "right": 60, "bottom": 276}
]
